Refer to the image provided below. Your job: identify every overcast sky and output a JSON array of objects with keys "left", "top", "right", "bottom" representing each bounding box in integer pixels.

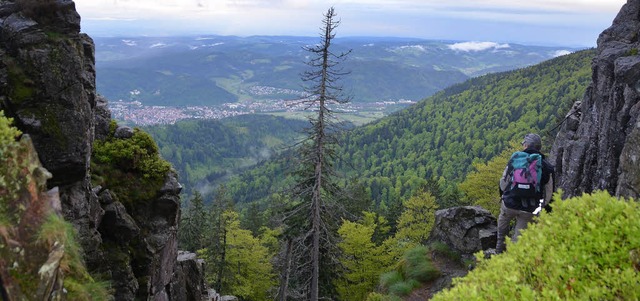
[{"left": 74, "top": 0, "right": 626, "bottom": 47}]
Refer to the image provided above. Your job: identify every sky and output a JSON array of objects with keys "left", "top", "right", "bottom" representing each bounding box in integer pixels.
[{"left": 74, "top": 0, "right": 627, "bottom": 47}]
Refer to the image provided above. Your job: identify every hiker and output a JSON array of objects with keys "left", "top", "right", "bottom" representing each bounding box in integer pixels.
[{"left": 495, "top": 133, "right": 554, "bottom": 254}]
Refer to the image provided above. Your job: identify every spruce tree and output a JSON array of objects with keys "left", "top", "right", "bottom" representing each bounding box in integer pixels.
[{"left": 279, "top": 7, "right": 351, "bottom": 301}]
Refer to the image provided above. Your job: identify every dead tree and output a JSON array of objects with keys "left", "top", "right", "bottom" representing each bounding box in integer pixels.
[{"left": 280, "top": 7, "right": 352, "bottom": 301}]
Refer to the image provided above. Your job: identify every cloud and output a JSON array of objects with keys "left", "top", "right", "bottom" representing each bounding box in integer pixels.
[
  {"left": 551, "top": 50, "right": 573, "bottom": 57},
  {"left": 150, "top": 43, "right": 168, "bottom": 48},
  {"left": 121, "top": 39, "right": 137, "bottom": 46},
  {"left": 448, "top": 41, "right": 510, "bottom": 52},
  {"left": 390, "top": 45, "right": 428, "bottom": 53},
  {"left": 75, "top": 0, "right": 626, "bottom": 46}
]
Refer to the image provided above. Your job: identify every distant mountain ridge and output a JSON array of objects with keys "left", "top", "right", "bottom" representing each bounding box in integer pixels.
[{"left": 94, "top": 35, "right": 581, "bottom": 106}]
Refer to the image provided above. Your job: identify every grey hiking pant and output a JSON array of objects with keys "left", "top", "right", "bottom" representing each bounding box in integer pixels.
[{"left": 496, "top": 200, "right": 535, "bottom": 253}]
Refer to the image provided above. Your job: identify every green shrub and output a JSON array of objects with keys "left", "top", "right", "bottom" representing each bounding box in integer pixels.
[
  {"left": 388, "top": 279, "right": 419, "bottom": 296},
  {"left": 377, "top": 245, "right": 441, "bottom": 298},
  {"left": 380, "top": 270, "right": 403, "bottom": 289},
  {"left": 403, "top": 246, "right": 440, "bottom": 282},
  {"left": 432, "top": 191, "right": 640, "bottom": 300},
  {"left": 92, "top": 122, "right": 172, "bottom": 205},
  {"left": 0, "top": 110, "right": 24, "bottom": 225}
]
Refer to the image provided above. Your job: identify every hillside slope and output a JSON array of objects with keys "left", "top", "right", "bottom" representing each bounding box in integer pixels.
[
  {"left": 224, "top": 49, "right": 595, "bottom": 207},
  {"left": 144, "top": 114, "right": 308, "bottom": 195}
]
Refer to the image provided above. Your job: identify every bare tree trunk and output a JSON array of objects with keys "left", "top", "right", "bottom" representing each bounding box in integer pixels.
[
  {"left": 311, "top": 177, "right": 322, "bottom": 301},
  {"left": 278, "top": 239, "right": 293, "bottom": 301},
  {"left": 216, "top": 228, "right": 226, "bottom": 292}
]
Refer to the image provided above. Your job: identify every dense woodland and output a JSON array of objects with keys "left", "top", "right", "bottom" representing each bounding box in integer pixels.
[
  {"left": 145, "top": 115, "right": 309, "bottom": 194},
  {"left": 221, "top": 49, "right": 594, "bottom": 211}
]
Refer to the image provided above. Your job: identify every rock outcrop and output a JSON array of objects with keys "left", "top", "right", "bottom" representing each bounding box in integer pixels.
[
  {"left": 423, "top": 206, "right": 497, "bottom": 296},
  {"left": 0, "top": 1, "right": 206, "bottom": 299},
  {"left": 550, "top": 0, "right": 640, "bottom": 199},
  {"left": 427, "top": 206, "right": 497, "bottom": 256}
]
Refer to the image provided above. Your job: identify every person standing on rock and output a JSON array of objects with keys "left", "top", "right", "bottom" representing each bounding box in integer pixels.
[{"left": 495, "top": 133, "right": 554, "bottom": 254}]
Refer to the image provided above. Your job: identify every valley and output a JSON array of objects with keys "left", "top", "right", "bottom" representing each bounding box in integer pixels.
[{"left": 95, "top": 35, "right": 581, "bottom": 126}]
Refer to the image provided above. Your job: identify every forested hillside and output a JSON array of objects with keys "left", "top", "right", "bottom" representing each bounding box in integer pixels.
[
  {"left": 224, "top": 49, "right": 595, "bottom": 209},
  {"left": 144, "top": 114, "right": 308, "bottom": 194}
]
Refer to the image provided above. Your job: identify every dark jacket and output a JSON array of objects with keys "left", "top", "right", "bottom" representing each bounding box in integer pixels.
[{"left": 499, "top": 148, "right": 555, "bottom": 212}]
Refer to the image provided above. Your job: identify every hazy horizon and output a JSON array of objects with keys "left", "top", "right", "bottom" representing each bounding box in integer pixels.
[{"left": 75, "top": 0, "right": 626, "bottom": 47}]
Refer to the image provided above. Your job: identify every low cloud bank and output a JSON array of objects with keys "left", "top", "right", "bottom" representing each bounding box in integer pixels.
[{"left": 448, "top": 41, "right": 510, "bottom": 52}]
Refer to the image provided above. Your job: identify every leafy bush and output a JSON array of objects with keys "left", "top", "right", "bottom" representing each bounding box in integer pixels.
[
  {"left": 92, "top": 122, "right": 172, "bottom": 204},
  {"left": 432, "top": 191, "right": 640, "bottom": 300},
  {"left": 459, "top": 142, "right": 520, "bottom": 217}
]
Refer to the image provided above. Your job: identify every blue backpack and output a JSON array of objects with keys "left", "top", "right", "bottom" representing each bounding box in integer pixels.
[{"left": 506, "top": 151, "right": 543, "bottom": 200}]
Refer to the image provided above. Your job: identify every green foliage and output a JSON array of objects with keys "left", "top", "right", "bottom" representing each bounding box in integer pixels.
[
  {"left": 459, "top": 142, "right": 520, "bottom": 217},
  {"left": 395, "top": 190, "right": 438, "bottom": 243},
  {"left": 222, "top": 211, "right": 276, "bottom": 301},
  {"left": 178, "top": 191, "right": 209, "bottom": 252},
  {"left": 403, "top": 246, "right": 440, "bottom": 282},
  {"left": 4, "top": 57, "right": 35, "bottom": 104},
  {"left": 366, "top": 292, "right": 402, "bottom": 301},
  {"left": 379, "top": 271, "right": 404, "bottom": 289},
  {"left": 91, "top": 123, "right": 171, "bottom": 205},
  {"left": 181, "top": 187, "right": 276, "bottom": 300},
  {"left": 144, "top": 115, "right": 306, "bottom": 197},
  {"left": 198, "top": 210, "right": 276, "bottom": 301},
  {"left": 430, "top": 242, "right": 462, "bottom": 264},
  {"left": 388, "top": 279, "right": 419, "bottom": 296},
  {"left": 336, "top": 215, "right": 400, "bottom": 301},
  {"left": 38, "top": 214, "right": 111, "bottom": 300},
  {"left": 0, "top": 111, "right": 24, "bottom": 222},
  {"left": 378, "top": 246, "right": 440, "bottom": 297},
  {"left": 431, "top": 191, "right": 640, "bottom": 300},
  {"left": 93, "top": 126, "right": 170, "bottom": 179}
]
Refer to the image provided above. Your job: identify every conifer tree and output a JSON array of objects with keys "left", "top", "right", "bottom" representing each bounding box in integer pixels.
[
  {"left": 178, "top": 190, "right": 208, "bottom": 251},
  {"left": 280, "top": 7, "right": 351, "bottom": 301},
  {"left": 395, "top": 189, "right": 438, "bottom": 243}
]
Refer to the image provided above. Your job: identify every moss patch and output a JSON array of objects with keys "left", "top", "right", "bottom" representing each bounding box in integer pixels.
[
  {"left": 91, "top": 121, "right": 172, "bottom": 208},
  {"left": 4, "top": 57, "right": 36, "bottom": 104}
]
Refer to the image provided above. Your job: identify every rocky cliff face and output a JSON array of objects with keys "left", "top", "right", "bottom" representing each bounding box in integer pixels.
[
  {"left": 550, "top": 0, "right": 640, "bottom": 199},
  {"left": 0, "top": 1, "right": 205, "bottom": 299}
]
